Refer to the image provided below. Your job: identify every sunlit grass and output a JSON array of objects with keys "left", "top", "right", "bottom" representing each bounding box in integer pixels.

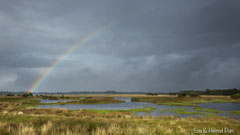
[
  {"left": 128, "top": 106, "right": 157, "bottom": 113},
  {"left": 160, "top": 107, "right": 222, "bottom": 116},
  {"left": 0, "top": 112, "right": 239, "bottom": 135},
  {"left": 193, "top": 107, "right": 221, "bottom": 114},
  {"left": 85, "top": 106, "right": 157, "bottom": 114},
  {"left": 169, "top": 108, "right": 203, "bottom": 115},
  {"left": 159, "top": 109, "right": 168, "bottom": 113}
]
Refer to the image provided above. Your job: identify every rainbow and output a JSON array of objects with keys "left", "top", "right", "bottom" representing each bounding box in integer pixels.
[{"left": 27, "top": 25, "right": 109, "bottom": 93}]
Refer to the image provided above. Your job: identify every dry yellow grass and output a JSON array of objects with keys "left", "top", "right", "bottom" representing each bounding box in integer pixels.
[{"left": 0, "top": 114, "right": 239, "bottom": 135}]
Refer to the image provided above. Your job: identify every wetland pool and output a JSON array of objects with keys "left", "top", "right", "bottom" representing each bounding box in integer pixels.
[{"left": 37, "top": 97, "right": 240, "bottom": 119}]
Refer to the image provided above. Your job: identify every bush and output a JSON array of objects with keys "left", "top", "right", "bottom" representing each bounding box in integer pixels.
[
  {"left": 168, "top": 93, "right": 177, "bottom": 95},
  {"left": 6, "top": 93, "right": 14, "bottom": 96},
  {"left": 146, "top": 92, "right": 158, "bottom": 96},
  {"left": 28, "top": 92, "right": 33, "bottom": 96},
  {"left": 188, "top": 92, "right": 200, "bottom": 97},
  {"left": 131, "top": 98, "right": 140, "bottom": 102},
  {"left": 230, "top": 93, "right": 240, "bottom": 99},
  {"left": 22, "top": 93, "right": 33, "bottom": 98},
  {"left": 177, "top": 93, "right": 187, "bottom": 97}
]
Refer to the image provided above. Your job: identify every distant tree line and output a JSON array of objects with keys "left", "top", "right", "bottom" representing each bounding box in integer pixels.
[
  {"left": 0, "top": 90, "right": 146, "bottom": 95},
  {"left": 167, "top": 88, "right": 240, "bottom": 96},
  {"left": 167, "top": 88, "right": 240, "bottom": 99},
  {"left": 1, "top": 88, "right": 240, "bottom": 97},
  {"left": 0, "top": 91, "right": 25, "bottom": 95},
  {"left": 180, "top": 88, "right": 240, "bottom": 96},
  {"left": 0, "top": 91, "right": 33, "bottom": 97}
]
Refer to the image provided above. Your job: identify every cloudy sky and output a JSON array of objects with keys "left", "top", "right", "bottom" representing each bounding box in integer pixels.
[{"left": 0, "top": 0, "right": 240, "bottom": 92}]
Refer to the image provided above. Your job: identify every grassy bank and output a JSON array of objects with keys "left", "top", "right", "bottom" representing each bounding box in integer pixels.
[
  {"left": 131, "top": 96, "right": 240, "bottom": 106},
  {"left": 0, "top": 96, "right": 125, "bottom": 110},
  {"left": 163, "top": 108, "right": 221, "bottom": 116},
  {"left": 85, "top": 106, "right": 157, "bottom": 114},
  {"left": 38, "top": 97, "right": 125, "bottom": 105}
]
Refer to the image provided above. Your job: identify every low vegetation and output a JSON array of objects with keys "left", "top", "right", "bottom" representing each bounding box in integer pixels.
[
  {"left": 0, "top": 96, "right": 125, "bottom": 111},
  {"left": 0, "top": 109, "right": 239, "bottom": 135},
  {"left": 231, "top": 111, "right": 240, "bottom": 115},
  {"left": 169, "top": 108, "right": 202, "bottom": 115},
  {"left": 162, "top": 107, "right": 221, "bottom": 116},
  {"left": 193, "top": 107, "right": 221, "bottom": 114},
  {"left": 128, "top": 106, "right": 157, "bottom": 113},
  {"left": 63, "top": 97, "right": 125, "bottom": 104},
  {"left": 84, "top": 106, "right": 157, "bottom": 114},
  {"left": 132, "top": 96, "right": 240, "bottom": 106}
]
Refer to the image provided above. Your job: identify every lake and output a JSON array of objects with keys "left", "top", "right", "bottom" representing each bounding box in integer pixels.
[{"left": 37, "top": 97, "right": 240, "bottom": 119}]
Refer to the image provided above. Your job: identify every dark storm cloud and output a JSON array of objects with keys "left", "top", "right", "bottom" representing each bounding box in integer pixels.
[{"left": 0, "top": 0, "right": 239, "bottom": 92}]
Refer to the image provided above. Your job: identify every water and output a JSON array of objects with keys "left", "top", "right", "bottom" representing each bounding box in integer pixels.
[
  {"left": 114, "top": 97, "right": 131, "bottom": 102},
  {"left": 37, "top": 97, "right": 240, "bottom": 119},
  {"left": 197, "top": 103, "right": 240, "bottom": 119},
  {"left": 198, "top": 103, "right": 240, "bottom": 111},
  {"left": 40, "top": 99, "right": 73, "bottom": 103}
]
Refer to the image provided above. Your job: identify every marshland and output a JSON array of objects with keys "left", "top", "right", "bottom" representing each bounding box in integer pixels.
[{"left": 0, "top": 90, "right": 240, "bottom": 135}]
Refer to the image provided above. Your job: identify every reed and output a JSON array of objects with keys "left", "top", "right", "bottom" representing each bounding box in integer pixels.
[{"left": 0, "top": 112, "right": 239, "bottom": 135}]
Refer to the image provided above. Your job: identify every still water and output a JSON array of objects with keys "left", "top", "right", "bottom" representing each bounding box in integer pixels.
[
  {"left": 37, "top": 97, "right": 240, "bottom": 119},
  {"left": 198, "top": 103, "right": 240, "bottom": 111},
  {"left": 40, "top": 99, "right": 73, "bottom": 103}
]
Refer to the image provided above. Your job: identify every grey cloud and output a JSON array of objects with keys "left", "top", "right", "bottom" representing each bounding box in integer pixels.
[{"left": 0, "top": 0, "right": 239, "bottom": 92}]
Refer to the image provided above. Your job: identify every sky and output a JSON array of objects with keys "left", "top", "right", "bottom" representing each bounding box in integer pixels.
[{"left": 0, "top": 0, "right": 240, "bottom": 92}]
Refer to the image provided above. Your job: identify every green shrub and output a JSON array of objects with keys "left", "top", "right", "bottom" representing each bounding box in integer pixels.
[
  {"left": 188, "top": 92, "right": 200, "bottom": 97},
  {"left": 22, "top": 93, "right": 33, "bottom": 98},
  {"left": 177, "top": 93, "right": 187, "bottom": 97},
  {"left": 168, "top": 93, "right": 177, "bottom": 95},
  {"left": 131, "top": 98, "right": 140, "bottom": 102},
  {"left": 230, "top": 93, "right": 240, "bottom": 99}
]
